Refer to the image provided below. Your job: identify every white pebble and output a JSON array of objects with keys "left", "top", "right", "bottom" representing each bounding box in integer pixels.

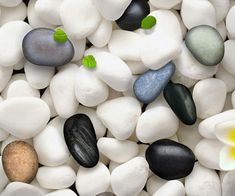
[
  {"left": 45, "top": 189, "right": 77, "bottom": 196},
  {"left": 98, "top": 137, "right": 139, "bottom": 163},
  {"left": 146, "top": 175, "right": 166, "bottom": 195},
  {"left": 216, "top": 21, "right": 227, "bottom": 41},
  {"left": 193, "top": 78, "right": 227, "bottom": 119},
  {"left": 76, "top": 162, "right": 110, "bottom": 196},
  {"left": 221, "top": 171, "right": 235, "bottom": 196},
  {"left": 13, "top": 58, "right": 25, "bottom": 70},
  {"left": 30, "top": 179, "right": 52, "bottom": 195},
  {"left": 70, "top": 38, "right": 86, "bottom": 62},
  {"left": 50, "top": 64, "right": 79, "bottom": 118},
  {"left": 138, "top": 190, "right": 150, "bottom": 196},
  {"left": 126, "top": 61, "right": 148, "bottom": 75},
  {"left": 60, "top": 0, "right": 101, "bottom": 39},
  {"left": 0, "top": 66, "right": 13, "bottom": 92},
  {"left": 0, "top": 97, "right": 50, "bottom": 139},
  {"left": 74, "top": 66, "right": 109, "bottom": 107},
  {"left": 209, "top": 0, "right": 230, "bottom": 23},
  {"left": 222, "top": 40, "right": 235, "bottom": 76},
  {"left": 97, "top": 97, "right": 141, "bottom": 140},
  {"left": 226, "top": 6, "right": 235, "bottom": 39},
  {"left": 0, "top": 156, "right": 8, "bottom": 192},
  {"left": 136, "top": 106, "right": 179, "bottom": 143},
  {"left": 36, "top": 165, "right": 76, "bottom": 189},
  {"left": 111, "top": 157, "right": 149, "bottom": 196},
  {"left": 41, "top": 88, "right": 57, "bottom": 118},
  {"left": 0, "top": 128, "right": 9, "bottom": 142},
  {"left": 150, "top": 0, "right": 182, "bottom": 9},
  {"left": 0, "top": 0, "right": 22, "bottom": 7}
]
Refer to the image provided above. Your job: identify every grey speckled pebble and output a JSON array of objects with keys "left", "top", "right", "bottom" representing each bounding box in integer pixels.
[
  {"left": 22, "top": 28, "right": 74, "bottom": 67},
  {"left": 185, "top": 25, "right": 224, "bottom": 66},
  {"left": 133, "top": 62, "right": 175, "bottom": 104}
]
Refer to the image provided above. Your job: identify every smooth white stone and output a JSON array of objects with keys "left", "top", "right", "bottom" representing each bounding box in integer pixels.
[
  {"left": 13, "top": 58, "right": 25, "bottom": 70},
  {"left": 209, "top": 0, "right": 229, "bottom": 23},
  {"left": 136, "top": 106, "right": 179, "bottom": 143},
  {"left": 27, "top": 0, "right": 56, "bottom": 29},
  {"left": 77, "top": 106, "right": 106, "bottom": 139},
  {"left": 25, "top": 61, "right": 55, "bottom": 90},
  {"left": 50, "top": 64, "right": 79, "bottom": 118},
  {"left": 199, "top": 109, "right": 235, "bottom": 139},
  {"left": 194, "top": 139, "right": 223, "bottom": 170},
  {"left": 0, "top": 156, "right": 8, "bottom": 192},
  {"left": 222, "top": 40, "right": 235, "bottom": 76},
  {"left": 36, "top": 165, "right": 76, "bottom": 189},
  {"left": 1, "top": 182, "right": 43, "bottom": 196},
  {"left": 146, "top": 93, "right": 169, "bottom": 110},
  {"left": 0, "top": 97, "right": 50, "bottom": 139},
  {"left": 30, "top": 179, "right": 52, "bottom": 195},
  {"left": 97, "top": 97, "right": 141, "bottom": 140},
  {"left": 70, "top": 38, "right": 86, "bottom": 62},
  {"left": 138, "top": 190, "right": 150, "bottom": 196},
  {"left": 231, "top": 91, "right": 235, "bottom": 109},
  {"left": 0, "top": 0, "right": 21, "bottom": 7},
  {"left": 109, "top": 161, "right": 120, "bottom": 173},
  {"left": 140, "top": 33, "right": 181, "bottom": 70},
  {"left": 84, "top": 46, "right": 108, "bottom": 56},
  {"left": 223, "top": 93, "right": 233, "bottom": 111},
  {"left": 94, "top": 52, "right": 132, "bottom": 92},
  {"left": 221, "top": 171, "right": 235, "bottom": 196},
  {"left": 126, "top": 61, "right": 148, "bottom": 75},
  {"left": 98, "top": 137, "right": 139, "bottom": 163},
  {"left": 0, "top": 21, "right": 31, "bottom": 67},
  {"left": 108, "top": 30, "right": 142, "bottom": 61},
  {"left": 88, "top": 19, "right": 112, "bottom": 48},
  {"left": 181, "top": 0, "right": 216, "bottom": 29},
  {"left": 35, "top": 0, "right": 62, "bottom": 25},
  {"left": 216, "top": 21, "right": 227, "bottom": 41},
  {"left": 33, "top": 123, "right": 70, "bottom": 167},
  {"left": 41, "top": 88, "right": 57, "bottom": 118},
  {"left": 216, "top": 66, "right": 235, "bottom": 93},
  {"left": 146, "top": 175, "right": 167, "bottom": 195},
  {"left": 60, "top": 0, "right": 101, "bottom": 39},
  {"left": 76, "top": 162, "right": 110, "bottom": 196},
  {"left": 0, "top": 128, "right": 9, "bottom": 141},
  {"left": 173, "top": 43, "right": 218, "bottom": 80},
  {"left": 0, "top": 2, "right": 26, "bottom": 25},
  {"left": 0, "top": 66, "right": 13, "bottom": 92},
  {"left": 99, "top": 152, "right": 110, "bottom": 166},
  {"left": 226, "top": 6, "right": 235, "bottom": 39},
  {"left": 172, "top": 10, "right": 187, "bottom": 38},
  {"left": 74, "top": 66, "right": 109, "bottom": 107},
  {"left": 193, "top": 78, "right": 227, "bottom": 119},
  {"left": 122, "top": 75, "right": 138, "bottom": 98},
  {"left": 177, "top": 120, "right": 203, "bottom": 151},
  {"left": 150, "top": 0, "right": 182, "bottom": 9},
  {"left": 185, "top": 163, "right": 221, "bottom": 196},
  {"left": 45, "top": 189, "right": 77, "bottom": 196},
  {"left": 92, "top": 0, "right": 132, "bottom": 20},
  {"left": 171, "top": 68, "right": 198, "bottom": 88},
  {"left": 66, "top": 156, "right": 80, "bottom": 172},
  {"left": 152, "top": 180, "right": 185, "bottom": 196},
  {"left": 111, "top": 157, "right": 149, "bottom": 196},
  {"left": 5, "top": 80, "right": 40, "bottom": 99}
]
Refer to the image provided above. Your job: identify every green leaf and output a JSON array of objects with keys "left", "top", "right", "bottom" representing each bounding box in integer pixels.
[
  {"left": 141, "top": 16, "right": 157, "bottom": 30},
  {"left": 54, "top": 29, "right": 68, "bottom": 43},
  {"left": 82, "top": 55, "right": 97, "bottom": 69}
]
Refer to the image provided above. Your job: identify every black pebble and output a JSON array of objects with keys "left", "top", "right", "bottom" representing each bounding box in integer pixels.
[
  {"left": 116, "top": 0, "right": 150, "bottom": 31},
  {"left": 145, "top": 139, "right": 196, "bottom": 180},
  {"left": 64, "top": 114, "right": 99, "bottom": 168},
  {"left": 164, "top": 82, "right": 197, "bottom": 125}
]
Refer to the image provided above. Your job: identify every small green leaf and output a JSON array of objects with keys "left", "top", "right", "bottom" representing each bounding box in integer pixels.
[
  {"left": 141, "top": 16, "right": 157, "bottom": 30},
  {"left": 82, "top": 55, "right": 97, "bottom": 69},
  {"left": 54, "top": 29, "right": 68, "bottom": 43}
]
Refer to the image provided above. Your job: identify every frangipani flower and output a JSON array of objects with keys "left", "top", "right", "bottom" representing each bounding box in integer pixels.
[{"left": 220, "top": 146, "right": 235, "bottom": 171}]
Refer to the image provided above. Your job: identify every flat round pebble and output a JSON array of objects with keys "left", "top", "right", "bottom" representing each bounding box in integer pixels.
[
  {"left": 146, "top": 139, "right": 195, "bottom": 180},
  {"left": 44, "top": 189, "right": 77, "bottom": 196},
  {"left": 23, "top": 28, "right": 74, "bottom": 67},
  {"left": 134, "top": 62, "right": 175, "bottom": 104},
  {"left": 64, "top": 113, "right": 99, "bottom": 168},
  {"left": 2, "top": 141, "right": 38, "bottom": 183},
  {"left": 185, "top": 25, "right": 224, "bottom": 66}
]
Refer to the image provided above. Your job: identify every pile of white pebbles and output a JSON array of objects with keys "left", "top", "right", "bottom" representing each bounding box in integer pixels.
[{"left": 0, "top": 0, "right": 235, "bottom": 196}]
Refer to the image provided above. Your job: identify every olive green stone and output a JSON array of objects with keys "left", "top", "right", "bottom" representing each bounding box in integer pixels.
[{"left": 185, "top": 25, "right": 224, "bottom": 66}]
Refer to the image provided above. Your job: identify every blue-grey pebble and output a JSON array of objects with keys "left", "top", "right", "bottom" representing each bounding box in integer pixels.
[
  {"left": 133, "top": 62, "right": 175, "bottom": 104},
  {"left": 185, "top": 25, "right": 224, "bottom": 66},
  {"left": 22, "top": 28, "right": 74, "bottom": 67}
]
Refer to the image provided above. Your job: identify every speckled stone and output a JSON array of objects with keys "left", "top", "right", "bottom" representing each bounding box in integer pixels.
[
  {"left": 64, "top": 113, "right": 99, "bottom": 168},
  {"left": 22, "top": 28, "right": 74, "bottom": 67},
  {"left": 133, "top": 62, "right": 175, "bottom": 104},
  {"left": 146, "top": 139, "right": 195, "bottom": 180},
  {"left": 164, "top": 82, "right": 197, "bottom": 125},
  {"left": 185, "top": 25, "right": 224, "bottom": 66}
]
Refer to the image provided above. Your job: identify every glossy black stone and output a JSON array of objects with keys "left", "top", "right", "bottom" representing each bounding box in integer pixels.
[
  {"left": 116, "top": 0, "right": 150, "bottom": 31},
  {"left": 164, "top": 82, "right": 197, "bottom": 125},
  {"left": 64, "top": 114, "right": 99, "bottom": 168},
  {"left": 22, "top": 28, "right": 74, "bottom": 67},
  {"left": 145, "top": 139, "right": 195, "bottom": 180}
]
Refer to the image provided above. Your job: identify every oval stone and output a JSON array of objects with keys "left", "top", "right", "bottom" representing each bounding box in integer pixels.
[
  {"left": 22, "top": 28, "right": 74, "bottom": 67},
  {"left": 185, "top": 25, "right": 224, "bottom": 66},
  {"left": 164, "top": 82, "right": 197, "bottom": 125},
  {"left": 133, "top": 62, "right": 175, "bottom": 104},
  {"left": 64, "top": 113, "right": 99, "bottom": 168},
  {"left": 145, "top": 139, "right": 195, "bottom": 180},
  {"left": 116, "top": 0, "right": 150, "bottom": 31}
]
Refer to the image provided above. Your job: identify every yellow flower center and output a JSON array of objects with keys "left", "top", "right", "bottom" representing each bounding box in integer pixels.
[
  {"left": 228, "top": 128, "right": 235, "bottom": 143},
  {"left": 230, "top": 147, "right": 235, "bottom": 159}
]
